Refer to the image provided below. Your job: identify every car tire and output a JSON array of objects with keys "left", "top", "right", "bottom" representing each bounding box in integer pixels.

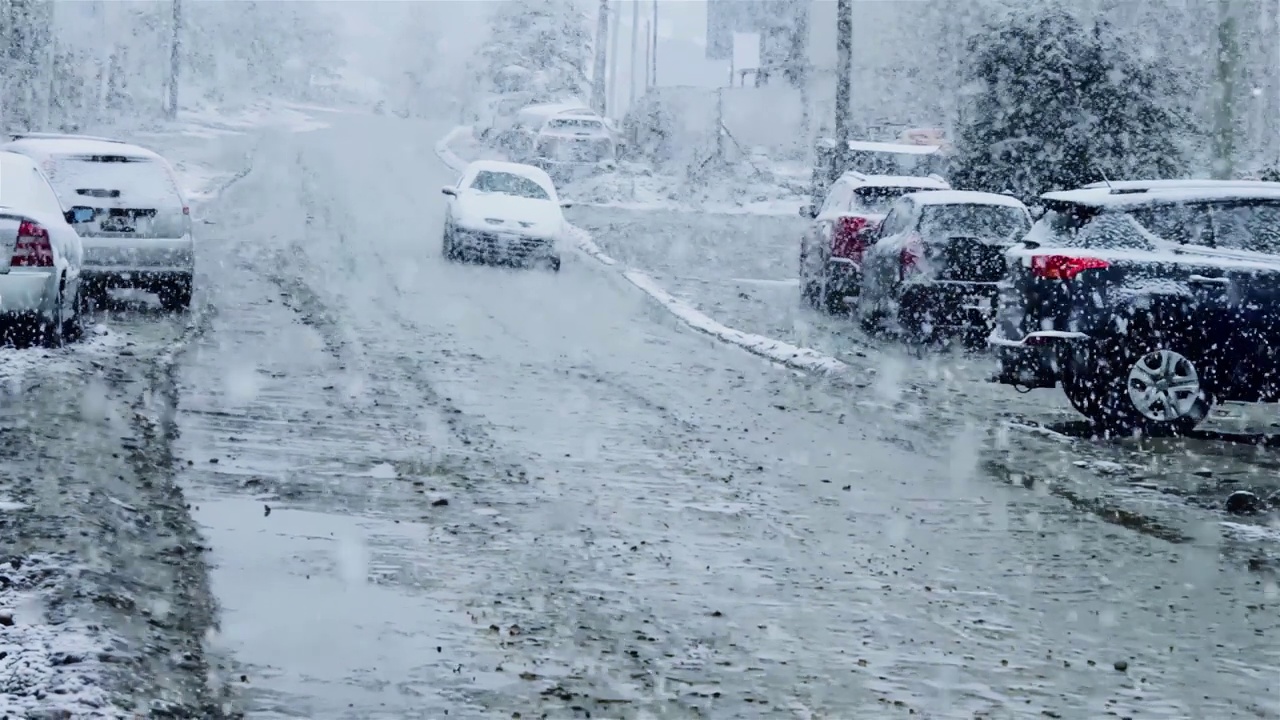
[
  {"left": 816, "top": 268, "right": 848, "bottom": 315},
  {"left": 82, "top": 278, "right": 110, "bottom": 313},
  {"left": 159, "top": 274, "right": 193, "bottom": 311},
  {"left": 442, "top": 226, "right": 459, "bottom": 261},
  {"left": 1064, "top": 335, "right": 1211, "bottom": 436},
  {"left": 62, "top": 286, "right": 84, "bottom": 343},
  {"left": 37, "top": 286, "right": 66, "bottom": 349}
]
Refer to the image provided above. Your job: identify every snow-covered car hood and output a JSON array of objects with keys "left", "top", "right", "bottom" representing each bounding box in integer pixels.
[{"left": 454, "top": 192, "right": 564, "bottom": 237}]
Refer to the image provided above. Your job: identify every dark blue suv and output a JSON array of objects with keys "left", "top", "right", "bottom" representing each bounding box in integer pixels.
[{"left": 989, "top": 180, "right": 1280, "bottom": 435}]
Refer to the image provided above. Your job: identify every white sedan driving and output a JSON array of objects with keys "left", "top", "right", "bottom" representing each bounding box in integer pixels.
[{"left": 441, "top": 160, "right": 569, "bottom": 271}]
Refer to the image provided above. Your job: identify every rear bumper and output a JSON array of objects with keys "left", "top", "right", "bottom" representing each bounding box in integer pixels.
[
  {"left": 85, "top": 269, "right": 191, "bottom": 291},
  {"left": 987, "top": 330, "right": 1090, "bottom": 388},
  {"left": 82, "top": 237, "right": 194, "bottom": 277},
  {"left": 0, "top": 269, "right": 58, "bottom": 318},
  {"left": 900, "top": 281, "right": 1000, "bottom": 330}
]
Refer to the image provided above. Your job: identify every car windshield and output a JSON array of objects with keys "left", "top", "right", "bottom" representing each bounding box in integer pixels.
[
  {"left": 45, "top": 155, "right": 180, "bottom": 205},
  {"left": 469, "top": 170, "right": 550, "bottom": 200},
  {"left": 919, "top": 204, "right": 1029, "bottom": 240},
  {"left": 852, "top": 187, "right": 921, "bottom": 214}
]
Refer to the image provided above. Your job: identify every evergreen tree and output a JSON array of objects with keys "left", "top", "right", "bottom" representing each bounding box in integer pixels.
[
  {"left": 951, "top": 8, "right": 1191, "bottom": 203},
  {"left": 477, "top": 0, "right": 590, "bottom": 99}
]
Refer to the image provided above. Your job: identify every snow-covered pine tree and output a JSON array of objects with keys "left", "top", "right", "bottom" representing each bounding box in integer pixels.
[
  {"left": 477, "top": 0, "right": 590, "bottom": 100},
  {"left": 950, "top": 7, "right": 1190, "bottom": 203}
]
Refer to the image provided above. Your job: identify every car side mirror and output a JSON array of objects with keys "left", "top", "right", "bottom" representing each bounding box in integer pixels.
[
  {"left": 441, "top": 186, "right": 457, "bottom": 197},
  {"left": 799, "top": 204, "right": 817, "bottom": 219},
  {"left": 66, "top": 206, "right": 95, "bottom": 224},
  {"left": 560, "top": 201, "right": 573, "bottom": 209}
]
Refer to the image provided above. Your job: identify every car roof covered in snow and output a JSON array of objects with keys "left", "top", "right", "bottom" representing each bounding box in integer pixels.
[
  {"left": 3, "top": 135, "right": 162, "bottom": 161},
  {"left": 462, "top": 159, "right": 555, "bottom": 189},
  {"left": 903, "top": 190, "right": 1027, "bottom": 209},
  {"left": 1042, "top": 185, "right": 1280, "bottom": 208},
  {"left": 1078, "top": 178, "right": 1280, "bottom": 191},
  {"left": 841, "top": 172, "right": 950, "bottom": 190},
  {"left": 821, "top": 139, "right": 942, "bottom": 155}
]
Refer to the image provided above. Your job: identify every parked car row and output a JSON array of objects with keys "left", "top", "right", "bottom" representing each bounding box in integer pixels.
[
  {"left": 0, "top": 132, "right": 193, "bottom": 348},
  {"left": 800, "top": 171, "right": 1280, "bottom": 435},
  {"left": 477, "top": 98, "right": 619, "bottom": 184}
]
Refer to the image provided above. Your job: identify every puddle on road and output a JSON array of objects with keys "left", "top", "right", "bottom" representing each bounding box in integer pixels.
[{"left": 192, "top": 494, "right": 508, "bottom": 718}]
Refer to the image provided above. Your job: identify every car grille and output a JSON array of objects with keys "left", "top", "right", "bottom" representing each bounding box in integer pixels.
[
  {"left": 935, "top": 236, "right": 1008, "bottom": 283},
  {"left": 460, "top": 230, "right": 549, "bottom": 258}
]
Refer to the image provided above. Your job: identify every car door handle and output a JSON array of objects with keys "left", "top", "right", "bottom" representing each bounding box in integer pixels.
[{"left": 1189, "top": 274, "right": 1230, "bottom": 285}]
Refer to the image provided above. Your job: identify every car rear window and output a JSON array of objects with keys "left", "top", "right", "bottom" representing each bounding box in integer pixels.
[
  {"left": 852, "top": 187, "right": 918, "bottom": 214},
  {"left": 1029, "top": 207, "right": 1156, "bottom": 251},
  {"left": 470, "top": 170, "right": 550, "bottom": 200},
  {"left": 46, "top": 155, "right": 181, "bottom": 206},
  {"left": 919, "top": 204, "right": 1029, "bottom": 240}
]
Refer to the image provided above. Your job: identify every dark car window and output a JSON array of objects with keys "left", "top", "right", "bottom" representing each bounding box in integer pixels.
[
  {"left": 852, "top": 187, "right": 917, "bottom": 214},
  {"left": 919, "top": 204, "right": 1029, "bottom": 240},
  {"left": 1206, "top": 202, "right": 1280, "bottom": 254},
  {"left": 470, "top": 170, "right": 550, "bottom": 200},
  {"left": 1126, "top": 203, "right": 1212, "bottom": 246},
  {"left": 1031, "top": 207, "right": 1155, "bottom": 251}
]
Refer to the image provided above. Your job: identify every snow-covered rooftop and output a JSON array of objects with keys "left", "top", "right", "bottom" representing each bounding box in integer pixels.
[
  {"left": 843, "top": 172, "right": 950, "bottom": 190},
  {"left": 1043, "top": 185, "right": 1280, "bottom": 207},
  {"left": 3, "top": 136, "right": 161, "bottom": 160},
  {"left": 1079, "top": 179, "right": 1280, "bottom": 191},
  {"left": 904, "top": 190, "right": 1027, "bottom": 208}
]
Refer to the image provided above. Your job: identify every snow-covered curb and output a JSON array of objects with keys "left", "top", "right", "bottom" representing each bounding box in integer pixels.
[{"left": 435, "top": 125, "right": 851, "bottom": 378}]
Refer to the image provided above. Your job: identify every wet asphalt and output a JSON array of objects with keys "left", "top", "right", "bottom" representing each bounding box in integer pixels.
[{"left": 0, "top": 112, "right": 1277, "bottom": 718}]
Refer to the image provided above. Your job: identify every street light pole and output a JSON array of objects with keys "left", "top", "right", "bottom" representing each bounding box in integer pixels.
[
  {"left": 650, "top": 0, "right": 658, "bottom": 88},
  {"left": 607, "top": 0, "right": 620, "bottom": 116},
  {"left": 834, "top": 0, "right": 852, "bottom": 149},
  {"left": 591, "top": 0, "right": 609, "bottom": 114},
  {"left": 167, "top": 0, "right": 181, "bottom": 119},
  {"left": 629, "top": 0, "right": 640, "bottom": 107}
]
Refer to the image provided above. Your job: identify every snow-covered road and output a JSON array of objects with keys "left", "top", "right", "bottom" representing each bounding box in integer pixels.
[{"left": 4, "top": 109, "right": 1279, "bottom": 718}]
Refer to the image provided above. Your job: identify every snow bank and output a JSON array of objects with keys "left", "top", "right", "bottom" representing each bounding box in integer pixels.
[
  {"left": 0, "top": 555, "right": 127, "bottom": 718},
  {"left": 558, "top": 160, "right": 809, "bottom": 216},
  {"left": 436, "top": 125, "right": 850, "bottom": 378}
]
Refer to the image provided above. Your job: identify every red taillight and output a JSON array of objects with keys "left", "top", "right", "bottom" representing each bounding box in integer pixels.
[
  {"left": 1030, "top": 254, "right": 1109, "bottom": 281},
  {"left": 832, "top": 215, "right": 872, "bottom": 260},
  {"left": 11, "top": 220, "right": 53, "bottom": 267}
]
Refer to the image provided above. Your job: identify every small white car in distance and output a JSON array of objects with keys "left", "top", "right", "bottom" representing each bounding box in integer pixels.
[
  {"left": 0, "top": 149, "right": 89, "bottom": 347},
  {"left": 2, "top": 133, "right": 194, "bottom": 310},
  {"left": 441, "top": 160, "right": 570, "bottom": 271}
]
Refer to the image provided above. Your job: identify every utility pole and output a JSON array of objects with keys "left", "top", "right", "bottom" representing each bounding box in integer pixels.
[
  {"left": 650, "top": 0, "right": 658, "bottom": 88},
  {"left": 643, "top": 20, "right": 652, "bottom": 92},
  {"left": 591, "top": 0, "right": 609, "bottom": 114},
  {"left": 167, "top": 0, "right": 181, "bottom": 119},
  {"left": 1212, "top": 0, "right": 1239, "bottom": 179},
  {"left": 834, "top": 0, "right": 853, "bottom": 150},
  {"left": 629, "top": 0, "right": 640, "bottom": 107},
  {"left": 607, "top": 0, "right": 620, "bottom": 117}
]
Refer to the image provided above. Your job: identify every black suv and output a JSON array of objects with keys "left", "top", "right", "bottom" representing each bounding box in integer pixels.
[{"left": 990, "top": 180, "right": 1280, "bottom": 435}]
